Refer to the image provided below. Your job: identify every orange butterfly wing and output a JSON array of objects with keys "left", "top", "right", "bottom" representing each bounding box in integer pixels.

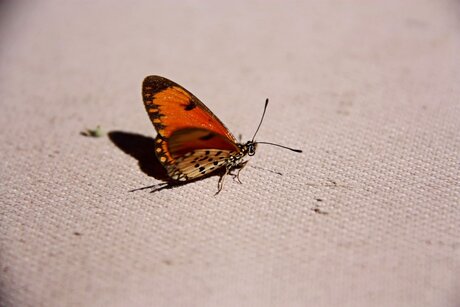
[
  {"left": 167, "top": 128, "right": 236, "bottom": 158},
  {"left": 142, "top": 76, "right": 239, "bottom": 177}
]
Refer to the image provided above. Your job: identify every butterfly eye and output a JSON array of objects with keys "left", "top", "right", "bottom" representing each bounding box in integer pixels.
[{"left": 248, "top": 143, "right": 256, "bottom": 156}]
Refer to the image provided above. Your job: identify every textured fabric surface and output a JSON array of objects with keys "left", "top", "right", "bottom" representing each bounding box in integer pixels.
[{"left": 1, "top": 1, "right": 459, "bottom": 306}]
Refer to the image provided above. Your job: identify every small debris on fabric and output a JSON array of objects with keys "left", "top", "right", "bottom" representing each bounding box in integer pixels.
[
  {"left": 81, "top": 125, "right": 104, "bottom": 137},
  {"left": 312, "top": 208, "right": 328, "bottom": 215}
]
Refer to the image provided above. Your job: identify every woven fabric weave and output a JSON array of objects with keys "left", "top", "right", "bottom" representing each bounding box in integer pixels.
[{"left": 1, "top": 1, "right": 459, "bottom": 306}]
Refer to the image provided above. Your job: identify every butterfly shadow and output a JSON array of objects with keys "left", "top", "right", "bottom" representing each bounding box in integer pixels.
[{"left": 108, "top": 131, "right": 219, "bottom": 193}]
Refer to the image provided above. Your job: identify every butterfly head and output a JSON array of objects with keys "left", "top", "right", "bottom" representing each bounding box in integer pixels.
[{"left": 240, "top": 141, "right": 257, "bottom": 157}]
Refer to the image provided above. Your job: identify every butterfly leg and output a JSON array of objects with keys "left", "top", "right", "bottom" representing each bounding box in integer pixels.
[
  {"left": 215, "top": 167, "right": 230, "bottom": 195},
  {"left": 229, "top": 161, "right": 248, "bottom": 184},
  {"left": 237, "top": 160, "right": 249, "bottom": 183}
]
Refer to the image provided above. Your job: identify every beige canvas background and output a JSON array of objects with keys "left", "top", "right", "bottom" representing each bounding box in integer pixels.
[{"left": 1, "top": 1, "right": 459, "bottom": 306}]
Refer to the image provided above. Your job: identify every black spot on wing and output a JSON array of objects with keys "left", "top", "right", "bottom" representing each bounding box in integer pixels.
[
  {"left": 155, "top": 123, "right": 166, "bottom": 130},
  {"left": 155, "top": 134, "right": 167, "bottom": 141},
  {"left": 184, "top": 100, "right": 196, "bottom": 111},
  {"left": 150, "top": 112, "right": 164, "bottom": 119}
]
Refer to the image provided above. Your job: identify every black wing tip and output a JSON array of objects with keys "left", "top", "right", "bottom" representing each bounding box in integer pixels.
[{"left": 142, "top": 75, "right": 177, "bottom": 92}]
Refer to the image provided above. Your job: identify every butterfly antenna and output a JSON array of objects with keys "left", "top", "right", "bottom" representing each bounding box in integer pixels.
[
  {"left": 251, "top": 98, "right": 269, "bottom": 142},
  {"left": 256, "top": 141, "right": 302, "bottom": 153},
  {"left": 251, "top": 98, "right": 302, "bottom": 153}
]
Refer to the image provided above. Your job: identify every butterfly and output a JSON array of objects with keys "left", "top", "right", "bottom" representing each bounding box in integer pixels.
[{"left": 141, "top": 75, "right": 302, "bottom": 194}]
